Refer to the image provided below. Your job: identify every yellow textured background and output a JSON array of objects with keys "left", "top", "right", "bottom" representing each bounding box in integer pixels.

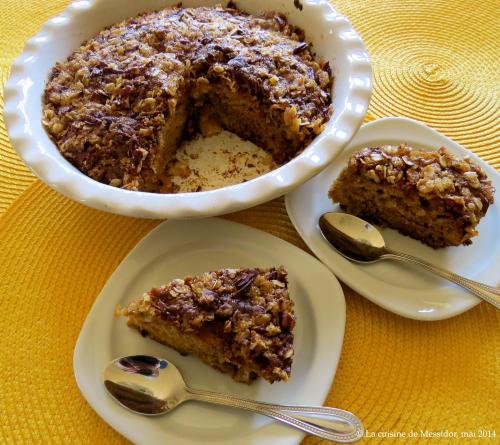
[{"left": 0, "top": 1, "right": 499, "bottom": 444}]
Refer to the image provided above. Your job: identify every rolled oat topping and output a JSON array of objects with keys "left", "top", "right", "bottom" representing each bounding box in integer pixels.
[
  {"left": 43, "top": 6, "right": 333, "bottom": 192},
  {"left": 348, "top": 145, "right": 494, "bottom": 220}
]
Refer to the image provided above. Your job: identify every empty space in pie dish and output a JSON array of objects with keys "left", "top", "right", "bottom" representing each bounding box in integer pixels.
[{"left": 171, "top": 132, "right": 277, "bottom": 192}]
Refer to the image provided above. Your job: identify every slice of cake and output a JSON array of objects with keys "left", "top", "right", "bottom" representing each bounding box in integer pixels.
[
  {"left": 329, "top": 145, "right": 494, "bottom": 248},
  {"left": 117, "top": 267, "right": 295, "bottom": 383}
]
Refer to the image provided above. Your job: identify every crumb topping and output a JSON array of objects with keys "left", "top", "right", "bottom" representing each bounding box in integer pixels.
[
  {"left": 144, "top": 266, "right": 295, "bottom": 381},
  {"left": 348, "top": 145, "right": 494, "bottom": 224},
  {"left": 43, "top": 6, "right": 333, "bottom": 191}
]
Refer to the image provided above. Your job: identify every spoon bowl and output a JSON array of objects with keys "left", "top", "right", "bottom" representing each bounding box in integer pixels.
[
  {"left": 103, "top": 355, "right": 186, "bottom": 415},
  {"left": 319, "top": 212, "right": 385, "bottom": 262},
  {"left": 103, "top": 355, "right": 365, "bottom": 442}
]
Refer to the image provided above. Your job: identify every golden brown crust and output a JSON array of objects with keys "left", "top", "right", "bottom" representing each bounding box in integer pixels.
[
  {"left": 329, "top": 145, "right": 495, "bottom": 248},
  {"left": 118, "top": 267, "right": 295, "bottom": 383},
  {"left": 43, "top": 6, "right": 333, "bottom": 192}
]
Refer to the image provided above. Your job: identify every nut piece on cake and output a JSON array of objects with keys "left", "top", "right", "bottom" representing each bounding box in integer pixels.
[
  {"left": 117, "top": 267, "right": 295, "bottom": 384},
  {"left": 329, "top": 145, "right": 495, "bottom": 248}
]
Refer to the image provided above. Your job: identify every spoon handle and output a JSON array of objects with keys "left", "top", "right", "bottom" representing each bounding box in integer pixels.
[
  {"left": 383, "top": 250, "right": 500, "bottom": 309},
  {"left": 184, "top": 386, "right": 363, "bottom": 443}
]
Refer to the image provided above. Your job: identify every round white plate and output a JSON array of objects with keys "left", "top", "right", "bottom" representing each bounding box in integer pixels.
[
  {"left": 74, "top": 218, "right": 346, "bottom": 445},
  {"left": 285, "top": 117, "right": 500, "bottom": 321}
]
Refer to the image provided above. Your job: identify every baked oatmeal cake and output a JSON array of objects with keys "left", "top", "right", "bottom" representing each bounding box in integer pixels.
[
  {"left": 43, "top": 5, "right": 333, "bottom": 192},
  {"left": 329, "top": 145, "right": 494, "bottom": 248},
  {"left": 117, "top": 267, "right": 295, "bottom": 383}
]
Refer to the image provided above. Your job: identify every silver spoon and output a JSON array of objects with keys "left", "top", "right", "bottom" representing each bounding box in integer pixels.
[
  {"left": 103, "top": 355, "right": 363, "bottom": 443},
  {"left": 319, "top": 212, "right": 500, "bottom": 309}
]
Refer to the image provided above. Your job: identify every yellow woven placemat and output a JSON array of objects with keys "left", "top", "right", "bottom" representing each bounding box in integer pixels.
[{"left": 0, "top": 1, "right": 499, "bottom": 444}]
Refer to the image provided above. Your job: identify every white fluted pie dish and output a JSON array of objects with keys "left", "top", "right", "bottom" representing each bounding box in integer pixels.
[{"left": 4, "top": 0, "right": 371, "bottom": 219}]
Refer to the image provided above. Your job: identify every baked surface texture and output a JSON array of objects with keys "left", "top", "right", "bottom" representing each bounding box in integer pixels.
[
  {"left": 43, "top": 5, "right": 333, "bottom": 192},
  {"left": 117, "top": 267, "right": 295, "bottom": 383},
  {"left": 329, "top": 145, "right": 495, "bottom": 248}
]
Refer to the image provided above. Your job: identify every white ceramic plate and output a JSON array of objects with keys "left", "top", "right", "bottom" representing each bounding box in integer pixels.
[
  {"left": 74, "top": 218, "right": 346, "bottom": 445},
  {"left": 285, "top": 117, "right": 500, "bottom": 321},
  {"left": 4, "top": 0, "right": 371, "bottom": 219}
]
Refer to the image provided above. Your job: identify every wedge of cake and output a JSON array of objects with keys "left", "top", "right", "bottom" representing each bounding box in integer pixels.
[
  {"left": 329, "top": 145, "right": 494, "bottom": 248},
  {"left": 117, "top": 267, "right": 295, "bottom": 383}
]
